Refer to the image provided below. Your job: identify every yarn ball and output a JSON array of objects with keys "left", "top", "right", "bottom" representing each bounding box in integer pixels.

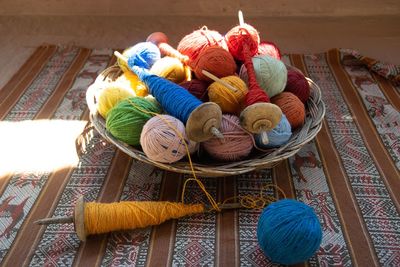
[
  {"left": 179, "top": 79, "right": 210, "bottom": 101},
  {"left": 239, "top": 55, "right": 287, "bottom": 98},
  {"left": 150, "top": 56, "right": 189, "bottom": 84},
  {"left": 285, "top": 69, "right": 310, "bottom": 103},
  {"left": 140, "top": 115, "right": 197, "bottom": 163},
  {"left": 192, "top": 46, "right": 237, "bottom": 81},
  {"left": 257, "top": 199, "right": 322, "bottom": 265},
  {"left": 225, "top": 23, "right": 260, "bottom": 61},
  {"left": 255, "top": 114, "right": 292, "bottom": 148},
  {"left": 118, "top": 42, "right": 161, "bottom": 72},
  {"left": 97, "top": 85, "right": 135, "bottom": 118},
  {"left": 146, "top": 32, "right": 168, "bottom": 46},
  {"left": 115, "top": 72, "right": 148, "bottom": 97},
  {"left": 258, "top": 41, "right": 282, "bottom": 60},
  {"left": 271, "top": 92, "right": 305, "bottom": 129},
  {"left": 208, "top": 76, "right": 248, "bottom": 114},
  {"left": 177, "top": 27, "right": 228, "bottom": 62},
  {"left": 106, "top": 97, "right": 162, "bottom": 146},
  {"left": 202, "top": 114, "right": 253, "bottom": 161}
]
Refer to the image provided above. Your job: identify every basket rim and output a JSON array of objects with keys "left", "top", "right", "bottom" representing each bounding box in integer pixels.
[{"left": 86, "top": 66, "right": 326, "bottom": 177}]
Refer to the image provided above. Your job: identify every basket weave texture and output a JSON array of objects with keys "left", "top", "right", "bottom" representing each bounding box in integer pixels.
[{"left": 86, "top": 65, "right": 325, "bottom": 177}]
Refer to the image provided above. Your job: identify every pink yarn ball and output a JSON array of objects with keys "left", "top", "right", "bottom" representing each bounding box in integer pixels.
[
  {"left": 140, "top": 115, "right": 197, "bottom": 163},
  {"left": 258, "top": 41, "right": 282, "bottom": 60},
  {"left": 177, "top": 27, "right": 228, "bottom": 62},
  {"left": 202, "top": 115, "right": 253, "bottom": 161}
]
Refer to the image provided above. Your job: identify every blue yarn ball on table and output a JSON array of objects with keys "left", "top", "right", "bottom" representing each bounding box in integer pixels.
[
  {"left": 126, "top": 42, "right": 161, "bottom": 69},
  {"left": 257, "top": 199, "right": 322, "bottom": 265},
  {"left": 255, "top": 114, "right": 292, "bottom": 148}
]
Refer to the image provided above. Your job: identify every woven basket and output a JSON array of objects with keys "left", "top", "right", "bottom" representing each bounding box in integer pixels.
[{"left": 86, "top": 65, "right": 325, "bottom": 177}]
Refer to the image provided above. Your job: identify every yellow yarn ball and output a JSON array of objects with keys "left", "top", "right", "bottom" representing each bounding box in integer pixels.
[
  {"left": 97, "top": 85, "right": 135, "bottom": 118},
  {"left": 150, "top": 56, "right": 191, "bottom": 84},
  {"left": 116, "top": 72, "right": 148, "bottom": 97},
  {"left": 208, "top": 76, "right": 248, "bottom": 113}
]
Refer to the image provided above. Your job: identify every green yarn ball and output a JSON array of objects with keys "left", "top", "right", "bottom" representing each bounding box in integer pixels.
[
  {"left": 106, "top": 96, "right": 162, "bottom": 146},
  {"left": 239, "top": 55, "right": 287, "bottom": 98}
]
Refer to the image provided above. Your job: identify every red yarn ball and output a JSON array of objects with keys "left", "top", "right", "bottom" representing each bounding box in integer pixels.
[
  {"left": 271, "top": 92, "right": 305, "bottom": 129},
  {"left": 225, "top": 23, "right": 260, "bottom": 61},
  {"left": 177, "top": 27, "right": 227, "bottom": 62},
  {"left": 179, "top": 79, "right": 210, "bottom": 102},
  {"left": 285, "top": 69, "right": 310, "bottom": 103},
  {"left": 191, "top": 46, "right": 237, "bottom": 81},
  {"left": 146, "top": 32, "right": 168, "bottom": 46},
  {"left": 258, "top": 41, "right": 282, "bottom": 60}
]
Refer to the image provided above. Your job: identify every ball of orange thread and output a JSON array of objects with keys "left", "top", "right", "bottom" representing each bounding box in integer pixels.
[
  {"left": 208, "top": 76, "right": 248, "bottom": 114},
  {"left": 271, "top": 92, "right": 305, "bottom": 129},
  {"left": 177, "top": 27, "right": 227, "bottom": 62},
  {"left": 192, "top": 46, "right": 236, "bottom": 81},
  {"left": 225, "top": 23, "right": 260, "bottom": 61}
]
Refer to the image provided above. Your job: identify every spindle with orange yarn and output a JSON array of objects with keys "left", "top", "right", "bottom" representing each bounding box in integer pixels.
[{"left": 34, "top": 196, "right": 241, "bottom": 241}]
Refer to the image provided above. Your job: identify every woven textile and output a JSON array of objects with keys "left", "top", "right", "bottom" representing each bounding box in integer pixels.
[{"left": 0, "top": 46, "right": 399, "bottom": 267}]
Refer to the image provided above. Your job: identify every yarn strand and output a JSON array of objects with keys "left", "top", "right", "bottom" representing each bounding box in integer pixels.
[
  {"left": 242, "top": 38, "right": 270, "bottom": 105},
  {"left": 126, "top": 98, "right": 220, "bottom": 211}
]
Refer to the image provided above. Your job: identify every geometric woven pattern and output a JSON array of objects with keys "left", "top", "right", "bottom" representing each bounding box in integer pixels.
[{"left": 0, "top": 46, "right": 399, "bottom": 266}]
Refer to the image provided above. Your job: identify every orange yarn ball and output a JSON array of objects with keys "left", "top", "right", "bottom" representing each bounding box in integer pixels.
[
  {"left": 225, "top": 23, "right": 260, "bottom": 61},
  {"left": 271, "top": 92, "right": 305, "bottom": 129},
  {"left": 177, "top": 27, "right": 227, "bottom": 62},
  {"left": 191, "top": 46, "right": 237, "bottom": 81}
]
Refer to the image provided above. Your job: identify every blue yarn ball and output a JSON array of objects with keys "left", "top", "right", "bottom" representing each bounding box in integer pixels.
[
  {"left": 255, "top": 114, "right": 292, "bottom": 148},
  {"left": 257, "top": 199, "right": 322, "bottom": 265},
  {"left": 126, "top": 42, "right": 161, "bottom": 69}
]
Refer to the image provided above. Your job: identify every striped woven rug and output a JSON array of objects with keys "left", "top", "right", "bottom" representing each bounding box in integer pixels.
[{"left": 0, "top": 45, "right": 399, "bottom": 267}]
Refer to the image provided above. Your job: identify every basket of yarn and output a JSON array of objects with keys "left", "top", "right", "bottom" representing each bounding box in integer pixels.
[{"left": 86, "top": 21, "right": 325, "bottom": 177}]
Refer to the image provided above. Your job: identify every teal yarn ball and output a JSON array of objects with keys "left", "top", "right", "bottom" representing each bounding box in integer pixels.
[
  {"left": 255, "top": 114, "right": 292, "bottom": 148},
  {"left": 106, "top": 97, "right": 162, "bottom": 146},
  {"left": 239, "top": 55, "right": 287, "bottom": 98},
  {"left": 125, "top": 42, "right": 161, "bottom": 69},
  {"left": 257, "top": 199, "right": 322, "bottom": 265}
]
